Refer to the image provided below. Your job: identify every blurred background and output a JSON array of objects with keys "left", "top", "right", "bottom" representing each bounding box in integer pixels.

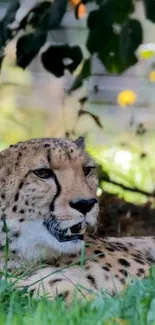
[{"left": 1, "top": 0, "right": 155, "bottom": 237}]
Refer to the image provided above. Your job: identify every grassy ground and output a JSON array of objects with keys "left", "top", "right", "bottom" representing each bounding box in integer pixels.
[{"left": 1, "top": 268, "right": 155, "bottom": 325}]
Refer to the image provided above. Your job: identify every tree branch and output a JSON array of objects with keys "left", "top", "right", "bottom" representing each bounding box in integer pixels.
[{"left": 99, "top": 176, "right": 155, "bottom": 198}]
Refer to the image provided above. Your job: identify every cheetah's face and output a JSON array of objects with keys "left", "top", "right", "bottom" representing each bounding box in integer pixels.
[{"left": 0, "top": 137, "right": 99, "bottom": 260}]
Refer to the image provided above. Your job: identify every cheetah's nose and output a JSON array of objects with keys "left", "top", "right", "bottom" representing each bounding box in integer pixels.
[{"left": 69, "top": 198, "right": 97, "bottom": 215}]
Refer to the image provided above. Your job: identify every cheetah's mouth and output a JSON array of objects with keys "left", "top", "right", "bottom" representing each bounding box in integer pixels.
[{"left": 44, "top": 220, "right": 85, "bottom": 242}]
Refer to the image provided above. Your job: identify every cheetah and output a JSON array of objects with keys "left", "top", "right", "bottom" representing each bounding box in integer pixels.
[{"left": 0, "top": 136, "right": 154, "bottom": 303}]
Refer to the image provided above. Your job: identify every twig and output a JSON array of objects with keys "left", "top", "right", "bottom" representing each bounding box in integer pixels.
[{"left": 99, "top": 176, "right": 155, "bottom": 198}]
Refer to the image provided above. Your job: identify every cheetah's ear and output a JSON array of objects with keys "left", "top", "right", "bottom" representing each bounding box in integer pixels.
[{"left": 74, "top": 136, "right": 85, "bottom": 149}]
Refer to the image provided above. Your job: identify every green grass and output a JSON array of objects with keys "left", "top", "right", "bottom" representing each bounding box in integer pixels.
[
  {"left": 1, "top": 216, "right": 155, "bottom": 324},
  {"left": 0, "top": 268, "right": 155, "bottom": 325}
]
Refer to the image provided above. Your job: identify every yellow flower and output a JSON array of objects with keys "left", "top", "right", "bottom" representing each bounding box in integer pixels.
[
  {"left": 117, "top": 90, "right": 136, "bottom": 107},
  {"left": 139, "top": 49, "right": 155, "bottom": 60},
  {"left": 137, "top": 44, "right": 155, "bottom": 60},
  {"left": 149, "top": 70, "right": 155, "bottom": 82}
]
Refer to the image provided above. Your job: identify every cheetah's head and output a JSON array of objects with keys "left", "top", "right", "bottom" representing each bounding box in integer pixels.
[{"left": 0, "top": 137, "right": 98, "bottom": 261}]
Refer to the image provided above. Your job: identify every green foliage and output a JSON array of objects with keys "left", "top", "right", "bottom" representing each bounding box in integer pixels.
[
  {"left": 143, "top": 0, "right": 155, "bottom": 23},
  {"left": 119, "top": 19, "right": 142, "bottom": 70},
  {"left": 86, "top": 0, "right": 143, "bottom": 73},
  {"left": 0, "top": 0, "right": 155, "bottom": 81}
]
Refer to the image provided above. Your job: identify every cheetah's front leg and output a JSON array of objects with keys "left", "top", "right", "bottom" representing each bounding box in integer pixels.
[{"left": 16, "top": 266, "right": 96, "bottom": 303}]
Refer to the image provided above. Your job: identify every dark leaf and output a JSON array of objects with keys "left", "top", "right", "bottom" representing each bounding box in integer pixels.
[
  {"left": 103, "top": 0, "right": 134, "bottom": 25},
  {"left": 42, "top": 0, "right": 68, "bottom": 30},
  {"left": 87, "top": 4, "right": 114, "bottom": 29},
  {"left": 78, "top": 110, "right": 103, "bottom": 129},
  {"left": 143, "top": 0, "right": 155, "bottom": 23},
  {"left": 98, "top": 31, "right": 118, "bottom": 71},
  {"left": 41, "top": 45, "right": 83, "bottom": 77},
  {"left": 18, "top": 0, "right": 67, "bottom": 31},
  {"left": 120, "top": 19, "right": 143, "bottom": 67},
  {"left": 0, "top": 0, "right": 19, "bottom": 48},
  {"left": 87, "top": 10, "right": 100, "bottom": 30},
  {"left": 87, "top": 0, "right": 134, "bottom": 28},
  {"left": 97, "top": 30, "right": 127, "bottom": 73},
  {"left": 16, "top": 30, "right": 47, "bottom": 69},
  {"left": 115, "top": 0, "right": 134, "bottom": 24},
  {"left": 87, "top": 27, "right": 113, "bottom": 54},
  {"left": 2, "top": 0, "right": 20, "bottom": 28},
  {"left": 4, "top": 0, "right": 19, "bottom": 18},
  {"left": 20, "top": 1, "right": 51, "bottom": 30},
  {"left": 97, "top": 19, "right": 140, "bottom": 73},
  {"left": 98, "top": 1, "right": 118, "bottom": 26},
  {"left": 86, "top": 2, "right": 137, "bottom": 72}
]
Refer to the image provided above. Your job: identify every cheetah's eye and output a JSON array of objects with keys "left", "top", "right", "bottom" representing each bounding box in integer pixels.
[
  {"left": 83, "top": 166, "right": 95, "bottom": 177},
  {"left": 33, "top": 168, "right": 54, "bottom": 179}
]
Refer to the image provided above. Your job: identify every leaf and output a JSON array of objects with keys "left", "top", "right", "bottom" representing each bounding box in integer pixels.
[
  {"left": 87, "top": 0, "right": 134, "bottom": 28},
  {"left": 143, "top": 0, "right": 155, "bottom": 23},
  {"left": 87, "top": 3, "right": 115, "bottom": 30},
  {"left": 87, "top": 9, "right": 102, "bottom": 30},
  {"left": 16, "top": 30, "right": 47, "bottom": 69},
  {"left": 120, "top": 19, "right": 143, "bottom": 66},
  {"left": 41, "top": 45, "right": 83, "bottom": 77},
  {"left": 42, "top": 0, "right": 68, "bottom": 30},
  {"left": 9, "top": 0, "right": 67, "bottom": 31},
  {"left": 87, "top": 4, "right": 138, "bottom": 72},
  {"left": 20, "top": 1, "right": 51, "bottom": 30},
  {"left": 0, "top": 0, "right": 19, "bottom": 48},
  {"left": 104, "top": 0, "right": 134, "bottom": 25},
  {"left": 86, "top": 28, "right": 103, "bottom": 54},
  {"left": 78, "top": 109, "right": 103, "bottom": 129},
  {"left": 98, "top": 30, "right": 126, "bottom": 73}
]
